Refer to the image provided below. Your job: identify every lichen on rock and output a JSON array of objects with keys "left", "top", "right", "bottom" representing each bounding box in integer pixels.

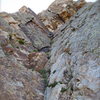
[{"left": 0, "top": 0, "right": 100, "bottom": 100}]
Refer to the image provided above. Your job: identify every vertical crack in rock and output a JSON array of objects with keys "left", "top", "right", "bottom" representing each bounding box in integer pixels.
[{"left": 0, "top": 0, "right": 100, "bottom": 100}]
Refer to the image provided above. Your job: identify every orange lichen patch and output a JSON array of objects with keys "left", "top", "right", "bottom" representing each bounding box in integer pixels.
[
  {"left": 46, "top": 25, "right": 52, "bottom": 30},
  {"left": 75, "top": 2, "right": 86, "bottom": 10},
  {"left": 46, "top": 18, "right": 63, "bottom": 31},
  {"left": 59, "top": 11, "right": 72, "bottom": 21},
  {"left": 46, "top": 24, "right": 55, "bottom": 31},
  {"left": 28, "top": 52, "right": 36, "bottom": 60},
  {"left": 51, "top": 22, "right": 58, "bottom": 30},
  {"left": 3, "top": 47, "right": 14, "bottom": 54},
  {"left": 69, "top": 8, "right": 76, "bottom": 15},
  {"left": 9, "top": 22, "right": 19, "bottom": 25},
  {"left": 40, "top": 18, "right": 47, "bottom": 22},
  {"left": 63, "top": 48, "right": 70, "bottom": 53},
  {"left": 27, "top": 52, "right": 48, "bottom": 71},
  {"left": 8, "top": 33, "right": 25, "bottom": 42}
]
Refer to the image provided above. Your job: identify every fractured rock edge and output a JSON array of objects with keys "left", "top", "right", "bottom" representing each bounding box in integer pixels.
[
  {"left": 0, "top": 5, "right": 51, "bottom": 100},
  {"left": 0, "top": 0, "right": 100, "bottom": 100},
  {"left": 44, "top": 1, "right": 100, "bottom": 100}
]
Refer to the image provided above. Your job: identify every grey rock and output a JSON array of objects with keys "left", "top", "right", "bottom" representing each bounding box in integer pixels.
[
  {"left": 45, "top": 1, "right": 100, "bottom": 100},
  {"left": 0, "top": 0, "right": 100, "bottom": 100},
  {"left": 0, "top": 6, "right": 51, "bottom": 100}
]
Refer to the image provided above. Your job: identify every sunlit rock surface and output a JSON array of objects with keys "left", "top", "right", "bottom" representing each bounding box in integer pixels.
[
  {"left": 0, "top": 0, "right": 100, "bottom": 100},
  {"left": 38, "top": 0, "right": 86, "bottom": 32},
  {"left": 0, "top": 6, "right": 51, "bottom": 100},
  {"left": 45, "top": 1, "right": 100, "bottom": 100}
]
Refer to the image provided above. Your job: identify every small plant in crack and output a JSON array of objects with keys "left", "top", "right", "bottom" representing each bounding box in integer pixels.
[
  {"left": 72, "top": 28, "right": 76, "bottom": 31},
  {"left": 61, "top": 87, "right": 69, "bottom": 93},
  {"left": 59, "top": 81, "right": 63, "bottom": 84},
  {"left": 8, "top": 34, "right": 12, "bottom": 40},
  {"left": 48, "top": 81, "right": 63, "bottom": 88},
  {"left": 50, "top": 40, "right": 54, "bottom": 45},
  {"left": 32, "top": 49, "right": 38, "bottom": 52},
  {"left": 16, "top": 46, "right": 19, "bottom": 49},
  {"left": 18, "top": 39, "right": 25, "bottom": 45},
  {"left": 47, "top": 69, "right": 51, "bottom": 74},
  {"left": 45, "top": 52, "right": 49, "bottom": 55},
  {"left": 39, "top": 69, "right": 47, "bottom": 75},
  {"left": 32, "top": 67, "right": 35, "bottom": 71},
  {"left": 39, "top": 69, "right": 48, "bottom": 87},
  {"left": 45, "top": 52, "right": 51, "bottom": 59},
  {"left": 53, "top": 70, "right": 56, "bottom": 74},
  {"left": 61, "top": 84, "right": 73, "bottom": 93},
  {"left": 48, "top": 81, "right": 58, "bottom": 88}
]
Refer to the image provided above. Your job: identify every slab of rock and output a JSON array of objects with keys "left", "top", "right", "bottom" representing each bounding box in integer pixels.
[{"left": 45, "top": 1, "right": 100, "bottom": 100}]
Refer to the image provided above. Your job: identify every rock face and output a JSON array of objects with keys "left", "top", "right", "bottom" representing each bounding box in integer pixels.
[
  {"left": 0, "top": 0, "right": 100, "bottom": 100},
  {"left": 0, "top": 65, "right": 44, "bottom": 100},
  {"left": 45, "top": 1, "right": 100, "bottom": 100},
  {"left": 27, "top": 52, "right": 48, "bottom": 70},
  {"left": 38, "top": 0, "right": 86, "bottom": 32},
  {"left": 0, "top": 6, "right": 51, "bottom": 100}
]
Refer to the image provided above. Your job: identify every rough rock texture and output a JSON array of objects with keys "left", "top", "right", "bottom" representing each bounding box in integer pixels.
[
  {"left": 0, "top": 6, "right": 51, "bottom": 100},
  {"left": 45, "top": 1, "right": 100, "bottom": 100},
  {"left": 38, "top": 0, "right": 86, "bottom": 32},
  {"left": 0, "top": 6, "right": 50, "bottom": 69},
  {"left": 26, "top": 52, "right": 48, "bottom": 70},
  {"left": 0, "top": 65, "right": 44, "bottom": 100},
  {"left": 0, "top": 0, "right": 100, "bottom": 100}
]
